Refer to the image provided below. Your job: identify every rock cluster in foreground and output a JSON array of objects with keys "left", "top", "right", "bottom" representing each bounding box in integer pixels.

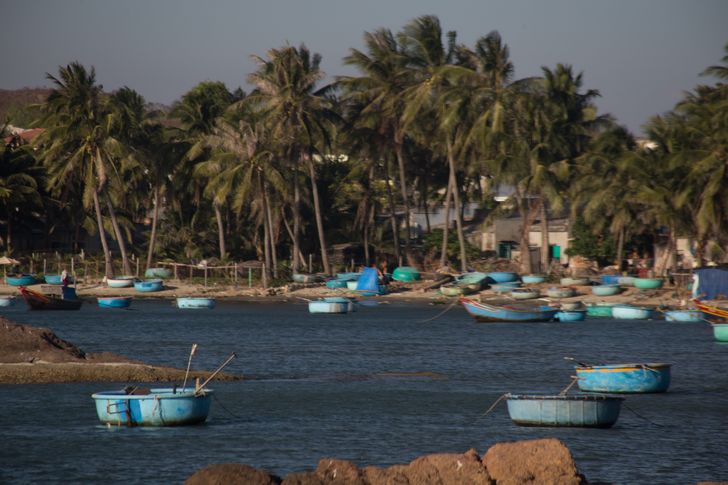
[{"left": 186, "top": 438, "right": 588, "bottom": 485}]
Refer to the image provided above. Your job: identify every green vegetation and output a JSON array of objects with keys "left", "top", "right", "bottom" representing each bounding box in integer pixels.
[{"left": 1, "top": 18, "right": 726, "bottom": 278}]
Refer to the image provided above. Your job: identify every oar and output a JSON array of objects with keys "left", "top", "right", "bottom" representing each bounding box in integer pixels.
[
  {"left": 564, "top": 356, "right": 591, "bottom": 367},
  {"left": 181, "top": 343, "right": 198, "bottom": 392},
  {"left": 196, "top": 352, "right": 237, "bottom": 394}
]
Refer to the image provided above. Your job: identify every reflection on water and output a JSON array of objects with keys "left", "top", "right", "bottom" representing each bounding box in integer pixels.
[{"left": 0, "top": 299, "right": 725, "bottom": 484}]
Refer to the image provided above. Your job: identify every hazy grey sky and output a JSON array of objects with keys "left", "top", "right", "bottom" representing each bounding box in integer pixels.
[{"left": 3, "top": 0, "right": 726, "bottom": 134}]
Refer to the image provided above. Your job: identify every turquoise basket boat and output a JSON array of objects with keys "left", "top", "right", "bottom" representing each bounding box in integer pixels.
[
  {"left": 44, "top": 274, "right": 74, "bottom": 285},
  {"left": 555, "top": 310, "right": 587, "bottom": 322},
  {"left": 391, "top": 266, "right": 420, "bottom": 282},
  {"left": 92, "top": 388, "right": 212, "bottom": 426},
  {"left": 521, "top": 274, "right": 546, "bottom": 284},
  {"left": 713, "top": 324, "right": 728, "bottom": 342},
  {"left": 634, "top": 277, "right": 663, "bottom": 290},
  {"left": 134, "top": 279, "right": 164, "bottom": 292},
  {"left": 612, "top": 305, "right": 653, "bottom": 320},
  {"left": 575, "top": 363, "right": 671, "bottom": 393},
  {"left": 97, "top": 296, "right": 132, "bottom": 309},
  {"left": 490, "top": 282, "right": 522, "bottom": 293},
  {"left": 546, "top": 286, "right": 576, "bottom": 298},
  {"left": 5, "top": 274, "right": 37, "bottom": 286},
  {"left": 177, "top": 297, "right": 215, "bottom": 309},
  {"left": 505, "top": 393, "right": 624, "bottom": 428},
  {"left": 486, "top": 272, "right": 519, "bottom": 283}
]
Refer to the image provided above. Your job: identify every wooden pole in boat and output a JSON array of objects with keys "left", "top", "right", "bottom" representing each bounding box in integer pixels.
[
  {"left": 181, "top": 343, "right": 198, "bottom": 391},
  {"left": 197, "top": 353, "right": 236, "bottom": 393}
]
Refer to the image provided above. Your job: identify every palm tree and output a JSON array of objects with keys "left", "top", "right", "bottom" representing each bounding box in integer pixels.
[
  {"left": 0, "top": 143, "right": 42, "bottom": 253},
  {"left": 247, "top": 44, "right": 338, "bottom": 274},
  {"left": 37, "top": 62, "right": 117, "bottom": 277}
]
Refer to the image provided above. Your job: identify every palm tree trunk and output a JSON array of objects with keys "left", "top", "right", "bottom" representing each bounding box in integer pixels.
[
  {"left": 515, "top": 191, "right": 535, "bottom": 275},
  {"left": 439, "top": 174, "right": 453, "bottom": 268},
  {"left": 539, "top": 198, "right": 550, "bottom": 274},
  {"left": 394, "top": 142, "right": 413, "bottom": 264},
  {"left": 384, "top": 158, "right": 401, "bottom": 265},
  {"left": 292, "top": 156, "right": 302, "bottom": 273},
  {"left": 6, "top": 210, "right": 12, "bottom": 255},
  {"left": 92, "top": 190, "right": 113, "bottom": 278},
  {"left": 213, "top": 202, "right": 226, "bottom": 260},
  {"left": 146, "top": 186, "right": 160, "bottom": 270},
  {"left": 307, "top": 157, "right": 330, "bottom": 275},
  {"left": 104, "top": 193, "right": 132, "bottom": 276},
  {"left": 263, "top": 181, "right": 278, "bottom": 278},
  {"left": 262, "top": 217, "right": 272, "bottom": 280},
  {"left": 614, "top": 226, "right": 625, "bottom": 270},
  {"left": 446, "top": 139, "right": 468, "bottom": 272},
  {"left": 281, "top": 207, "right": 307, "bottom": 272}
]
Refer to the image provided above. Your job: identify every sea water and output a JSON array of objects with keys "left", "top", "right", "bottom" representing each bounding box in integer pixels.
[{"left": 0, "top": 299, "right": 725, "bottom": 483}]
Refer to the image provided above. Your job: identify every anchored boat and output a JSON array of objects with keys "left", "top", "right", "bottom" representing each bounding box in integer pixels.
[
  {"left": 308, "top": 296, "right": 354, "bottom": 314},
  {"left": 177, "top": 297, "right": 216, "bottom": 309},
  {"left": 575, "top": 363, "right": 671, "bottom": 393},
  {"left": 107, "top": 276, "right": 136, "bottom": 288},
  {"left": 505, "top": 393, "right": 624, "bottom": 428},
  {"left": 460, "top": 297, "right": 558, "bottom": 322},
  {"left": 134, "top": 279, "right": 164, "bottom": 293},
  {"left": 92, "top": 387, "right": 212, "bottom": 426},
  {"left": 97, "top": 296, "right": 133, "bottom": 309},
  {"left": 19, "top": 286, "right": 82, "bottom": 310}
]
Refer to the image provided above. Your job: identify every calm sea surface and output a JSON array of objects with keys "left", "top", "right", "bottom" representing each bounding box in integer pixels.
[{"left": 0, "top": 299, "right": 726, "bottom": 484}]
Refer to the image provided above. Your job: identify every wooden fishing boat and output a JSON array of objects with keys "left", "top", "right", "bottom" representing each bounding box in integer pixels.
[
  {"left": 107, "top": 276, "right": 135, "bottom": 288},
  {"left": 663, "top": 310, "right": 702, "bottom": 322},
  {"left": 19, "top": 286, "right": 82, "bottom": 310},
  {"left": 460, "top": 297, "right": 558, "bottom": 323},
  {"left": 634, "top": 277, "right": 664, "bottom": 290},
  {"left": 693, "top": 299, "right": 728, "bottom": 320},
  {"left": 486, "top": 271, "right": 519, "bottom": 283},
  {"left": 92, "top": 387, "right": 213, "bottom": 426},
  {"left": 144, "top": 267, "right": 172, "bottom": 279},
  {"left": 134, "top": 279, "right": 164, "bottom": 292},
  {"left": 521, "top": 274, "right": 546, "bottom": 284},
  {"left": 546, "top": 286, "right": 576, "bottom": 298},
  {"left": 0, "top": 295, "right": 17, "bottom": 307},
  {"left": 612, "top": 304, "right": 653, "bottom": 320},
  {"left": 505, "top": 393, "right": 623, "bottom": 428},
  {"left": 176, "top": 297, "right": 216, "bottom": 309},
  {"left": 97, "top": 296, "right": 133, "bottom": 309},
  {"left": 591, "top": 284, "right": 621, "bottom": 296},
  {"left": 575, "top": 363, "right": 671, "bottom": 393},
  {"left": 308, "top": 297, "right": 354, "bottom": 314},
  {"left": 5, "top": 274, "right": 38, "bottom": 286},
  {"left": 555, "top": 310, "right": 587, "bottom": 322}
]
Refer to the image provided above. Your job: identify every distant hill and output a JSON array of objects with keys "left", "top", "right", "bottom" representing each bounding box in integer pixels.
[{"left": 0, "top": 88, "right": 52, "bottom": 127}]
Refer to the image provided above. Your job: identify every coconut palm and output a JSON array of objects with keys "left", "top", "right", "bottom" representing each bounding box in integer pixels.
[
  {"left": 0, "top": 144, "right": 42, "bottom": 253},
  {"left": 36, "top": 62, "right": 117, "bottom": 277},
  {"left": 246, "top": 44, "right": 338, "bottom": 274}
]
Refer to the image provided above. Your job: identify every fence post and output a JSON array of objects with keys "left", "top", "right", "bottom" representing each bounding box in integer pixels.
[
  {"left": 309, "top": 254, "right": 313, "bottom": 273},
  {"left": 204, "top": 267, "right": 208, "bottom": 287}
]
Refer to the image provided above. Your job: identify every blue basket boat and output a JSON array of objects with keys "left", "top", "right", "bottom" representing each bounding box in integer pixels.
[
  {"left": 592, "top": 284, "right": 621, "bottom": 296},
  {"left": 555, "top": 310, "right": 587, "bottom": 322},
  {"left": 663, "top": 310, "right": 703, "bottom": 322},
  {"left": 600, "top": 275, "right": 621, "bottom": 285},
  {"left": 391, "top": 266, "right": 420, "bottom": 282},
  {"left": 91, "top": 387, "right": 212, "bottom": 426},
  {"left": 43, "top": 274, "right": 74, "bottom": 285},
  {"left": 308, "top": 297, "right": 353, "bottom": 314},
  {"left": 97, "top": 296, "right": 132, "bottom": 309},
  {"left": 505, "top": 393, "right": 624, "bottom": 428},
  {"left": 5, "top": 274, "right": 38, "bottom": 286},
  {"left": 612, "top": 304, "right": 653, "bottom": 320},
  {"left": 521, "top": 274, "right": 546, "bottom": 284},
  {"left": 134, "top": 279, "right": 164, "bottom": 292},
  {"left": 177, "top": 297, "right": 216, "bottom": 309},
  {"left": 0, "top": 296, "right": 17, "bottom": 307},
  {"left": 713, "top": 324, "right": 728, "bottom": 342},
  {"left": 486, "top": 272, "right": 519, "bottom": 283},
  {"left": 107, "top": 276, "right": 135, "bottom": 288},
  {"left": 460, "top": 297, "right": 558, "bottom": 322},
  {"left": 575, "top": 363, "right": 671, "bottom": 393}
]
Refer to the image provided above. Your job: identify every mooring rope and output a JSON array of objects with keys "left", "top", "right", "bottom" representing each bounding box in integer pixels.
[
  {"left": 623, "top": 403, "right": 664, "bottom": 427},
  {"left": 418, "top": 298, "right": 460, "bottom": 323},
  {"left": 212, "top": 393, "right": 242, "bottom": 419},
  {"left": 478, "top": 393, "right": 509, "bottom": 419}
]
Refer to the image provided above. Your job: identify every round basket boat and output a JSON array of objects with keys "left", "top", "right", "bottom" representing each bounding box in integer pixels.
[
  {"left": 560, "top": 277, "right": 590, "bottom": 286},
  {"left": 612, "top": 304, "right": 653, "bottom": 320},
  {"left": 510, "top": 288, "right": 539, "bottom": 300},
  {"left": 592, "top": 284, "right": 621, "bottom": 297},
  {"left": 521, "top": 274, "right": 546, "bottom": 285},
  {"left": 490, "top": 282, "right": 522, "bottom": 293},
  {"left": 634, "top": 277, "right": 663, "bottom": 290},
  {"left": 586, "top": 303, "right": 617, "bottom": 317},
  {"left": 391, "top": 266, "right": 420, "bottom": 282},
  {"left": 600, "top": 275, "right": 621, "bottom": 285},
  {"left": 505, "top": 393, "right": 624, "bottom": 428},
  {"left": 546, "top": 286, "right": 576, "bottom": 299},
  {"left": 486, "top": 272, "right": 519, "bottom": 283}
]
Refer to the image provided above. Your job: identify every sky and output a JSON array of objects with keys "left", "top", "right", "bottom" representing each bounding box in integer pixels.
[{"left": 3, "top": 0, "right": 726, "bottom": 135}]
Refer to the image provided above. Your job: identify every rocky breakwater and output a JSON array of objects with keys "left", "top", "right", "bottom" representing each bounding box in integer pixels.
[{"left": 186, "top": 438, "right": 588, "bottom": 484}]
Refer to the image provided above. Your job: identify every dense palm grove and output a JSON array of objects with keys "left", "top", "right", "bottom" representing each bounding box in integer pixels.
[{"left": 1, "top": 16, "right": 727, "bottom": 279}]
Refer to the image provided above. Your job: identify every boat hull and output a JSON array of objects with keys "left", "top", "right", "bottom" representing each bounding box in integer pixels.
[
  {"left": 510, "top": 289, "right": 539, "bottom": 300},
  {"left": 612, "top": 305, "right": 653, "bottom": 320},
  {"left": 107, "top": 277, "right": 135, "bottom": 288},
  {"left": 5, "top": 275, "right": 37, "bottom": 286},
  {"left": 521, "top": 274, "right": 545, "bottom": 284},
  {"left": 134, "top": 279, "right": 164, "bottom": 292},
  {"left": 713, "top": 324, "right": 728, "bottom": 342},
  {"left": 177, "top": 297, "right": 216, "bottom": 309},
  {"left": 586, "top": 304, "right": 616, "bottom": 317},
  {"left": 555, "top": 310, "right": 587, "bottom": 322},
  {"left": 309, "top": 301, "right": 350, "bottom": 314},
  {"left": 664, "top": 310, "right": 702, "bottom": 322},
  {"left": 0, "top": 296, "right": 16, "bottom": 307},
  {"left": 92, "top": 388, "right": 212, "bottom": 426},
  {"left": 391, "top": 266, "right": 420, "bottom": 282},
  {"left": 486, "top": 272, "right": 519, "bottom": 283},
  {"left": 591, "top": 284, "right": 621, "bottom": 296},
  {"left": 506, "top": 394, "right": 623, "bottom": 428},
  {"left": 20, "top": 287, "right": 82, "bottom": 310},
  {"left": 98, "top": 297, "right": 132, "bottom": 309},
  {"left": 460, "top": 298, "right": 558, "bottom": 322},
  {"left": 634, "top": 277, "right": 664, "bottom": 290},
  {"left": 576, "top": 363, "right": 671, "bottom": 393}
]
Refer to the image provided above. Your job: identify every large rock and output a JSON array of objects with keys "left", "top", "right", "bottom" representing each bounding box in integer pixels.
[
  {"left": 483, "top": 438, "right": 584, "bottom": 485},
  {"left": 185, "top": 464, "right": 281, "bottom": 485}
]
